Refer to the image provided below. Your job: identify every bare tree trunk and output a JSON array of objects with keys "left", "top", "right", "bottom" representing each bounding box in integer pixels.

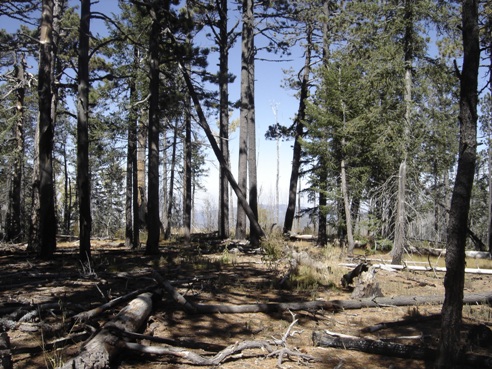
[
  {"left": 6, "top": 55, "right": 26, "bottom": 242},
  {"left": 183, "top": 10, "right": 192, "bottom": 242},
  {"left": 77, "top": 0, "right": 91, "bottom": 260},
  {"left": 436, "top": 0, "right": 479, "bottom": 367},
  {"left": 165, "top": 124, "right": 178, "bottom": 240},
  {"left": 236, "top": 0, "right": 255, "bottom": 240},
  {"left": 218, "top": 0, "right": 230, "bottom": 239},
  {"left": 283, "top": 26, "right": 312, "bottom": 234},
  {"left": 174, "top": 50, "right": 265, "bottom": 239},
  {"left": 392, "top": 0, "right": 414, "bottom": 265},
  {"left": 37, "top": 0, "right": 57, "bottom": 257},
  {"left": 146, "top": 3, "right": 163, "bottom": 254},
  {"left": 126, "top": 48, "right": 140, "bottom": 248}
]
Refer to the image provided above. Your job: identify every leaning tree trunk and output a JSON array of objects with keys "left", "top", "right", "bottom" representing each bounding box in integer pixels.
[
  {"left": 436, "top": 0, "right": 479, "bottom": 367},
  {"left": 77, "top": 0, "right": 92, "bottom": 260},
  {"left": 146, "top": 3, "right": 163, "bottom": 254},
  {"left": 173, "top": 45, "right": 265, "bottom": 239},
  {"left": 37, "top": 0, "right": 57, "bottom": 258}
]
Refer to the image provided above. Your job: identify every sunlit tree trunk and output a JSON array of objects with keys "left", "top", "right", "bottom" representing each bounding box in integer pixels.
[
  {"left": 146, "top": 2, "right": 163, "bottom": 254},
  {"left": 436, "top": 0, "right": 479, "bottom": 367},
  {"left": 392, "top": 0, "right": 414, "bottom": 265},
  {"left": 218, "top": 0, "right": 230, "bottom": 239}
]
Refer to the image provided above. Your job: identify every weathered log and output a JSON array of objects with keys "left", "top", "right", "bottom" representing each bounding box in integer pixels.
[
  {"left": 57, "top": 292, "right": 155, "bottom": 369},
  {"left": 340, "top": 263, "right": 492, "bottom": 275},
  {"left": 313, "top": 330, "right": 492, "bottom": 368},
  {"left": 333, "top": 292, "right": 492, "bottom": 310},
  {"left": 71, "top": 284, "right": 158, "bottom": 323},
  {"left": 153, "top": 271, "right": 340, "bottom": 313}
]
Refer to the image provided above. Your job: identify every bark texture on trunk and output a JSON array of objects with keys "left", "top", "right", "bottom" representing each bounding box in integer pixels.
[
  {"left": 77, "top": 0, "right": 92, "bottom": 260},
  {"left": 37, "top": 0, "right": 57, "bottom": 258},
  {"left": 436, "top": 1, "right": 479, "bottom": 367}
]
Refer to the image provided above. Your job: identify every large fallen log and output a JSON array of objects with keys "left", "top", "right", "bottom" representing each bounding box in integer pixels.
[
  {"left": 57, "top": 292, "right": 155, "bottom": 369},
  {"left": 313, "top": 330, "right": 492, "bottom": 368},
  {"left": 154, "top": 271, "right": 492, "bottom": 313},
  {"left": 340, "top": 262, "right": 492, "bottom": 275}
]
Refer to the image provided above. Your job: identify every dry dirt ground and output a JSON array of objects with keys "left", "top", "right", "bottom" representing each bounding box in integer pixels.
[{"left": 1, "top": 237, "right": 491, "bottom": 369}]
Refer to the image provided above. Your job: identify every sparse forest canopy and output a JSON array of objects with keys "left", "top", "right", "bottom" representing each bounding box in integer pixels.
[
  {"left": 0, "top": 0, "right": 490, "bottom": 255},
  {"left": 0, "top": 1, "right": 491, "bottom": 368}
]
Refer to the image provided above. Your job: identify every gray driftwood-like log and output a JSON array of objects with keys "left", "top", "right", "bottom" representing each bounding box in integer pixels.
[
  {"left": 57, "top": 292, "right": 154, "bottom": 369},
  {"left": 313, "top": 330, "right": 492, "bottom": 368},
  {"left": 71, "top": 284, "right": 158, "bottom": 323}
]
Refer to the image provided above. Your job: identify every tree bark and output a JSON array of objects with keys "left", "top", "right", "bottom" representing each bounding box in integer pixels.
[
  {"left": 283, "top": 26, "right": 312, "bottom": 234},
  {"left": 436, "top": 1, "right": 480, "bottom": 368},
  {"left": 37, "top": 0, "right": 57, "bottom": 258},
  {"left": 146, "top": 3, "right": 164, "bottom": 254},
  {"left": 217, "top": 0, "right": 230, "bottom": 239},
  {"left": 6, "top": 55, "right": 26, "bottom": 243},
  {"left": 77, "top": 0, "right": 92, "bottom": 260},
  {"left": 57, "top": 292, "right": 154, "bottom": 369}
]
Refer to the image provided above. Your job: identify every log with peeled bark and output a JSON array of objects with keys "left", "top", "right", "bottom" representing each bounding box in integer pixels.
[
  {"left": 313, "top": 330, "right": 492, "bottom": 368},
  {"left": 57, "top": 292, "right": 155, "bottom": 369}
]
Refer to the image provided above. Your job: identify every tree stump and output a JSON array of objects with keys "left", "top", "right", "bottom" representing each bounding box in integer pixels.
[{"left": 351, "top": 266, "right": 383, "bottom": 299}]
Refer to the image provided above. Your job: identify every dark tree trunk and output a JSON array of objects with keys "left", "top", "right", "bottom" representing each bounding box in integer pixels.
[
  {"left": 436, "top": 0, "right": 479, "bottom": 367},
  {"left": 165, "top": 125, "right": 178, "bottom": 240},
  {"left": 126, "top": 47, "right": 141, "bottom": 249},
  {"left": 37, "top": 0, "right": 57, "bottom": 258},
  {"left": 317, "top": 164, "right": 328, "bottom": 247},
  {"left": 146, "top": 3, "right": 163, "bottom": 254},
  {"left": 183, "top": 11, "right": 193, "bottom": 243},
  {"left": 77, "top": 0, "right": 91, "bottom": 260},
  {"left": 6, "top": 56, "right": 26, "bottom": 242},
  {"left": 218, "top": 0, "right": 230, "bottom": 239},
  {"left": 283, "top": 27, "right": 312, "bottom": 235}
]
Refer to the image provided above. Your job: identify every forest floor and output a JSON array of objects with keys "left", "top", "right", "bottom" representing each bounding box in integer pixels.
[{"left": 1, "top": 236, "right": 491, "bottom": 369}]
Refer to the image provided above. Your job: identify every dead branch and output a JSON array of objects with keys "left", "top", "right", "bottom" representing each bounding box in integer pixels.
[
  {"left": 57, "top": 292, "right": 156, "bottom": 369},
  {"left": 123, "top": 310, "right": 316, "bottom": 366},
  {"left": 313, "top": 330, "right": 492, "bottom": 368}
]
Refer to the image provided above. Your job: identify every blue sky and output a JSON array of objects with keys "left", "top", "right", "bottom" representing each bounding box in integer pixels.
[{"left": 1, "top": 1, "right": 307, "bottom": 214}]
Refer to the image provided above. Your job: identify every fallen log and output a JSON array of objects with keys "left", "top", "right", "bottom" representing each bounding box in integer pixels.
[
  {"left": 57, "top": 292, "right": 155, "bottom": 369},
  {"left": 340, "top": 263, "right": 492, "bottom": 275},
  {"left": 312, "top": 330, "right": 492, "bottom": 368},
  {"left": 153, "top": 270, "right": 340, "bottom": 313},
  {"left": 70, "top": 284, "right": 158, "bottom": 323},
  {"left": 154, "top": 271, "right": 492, "bottom": 313},
  {"left": 333, "top": 292, "right": 492, "bottom": 310}
]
